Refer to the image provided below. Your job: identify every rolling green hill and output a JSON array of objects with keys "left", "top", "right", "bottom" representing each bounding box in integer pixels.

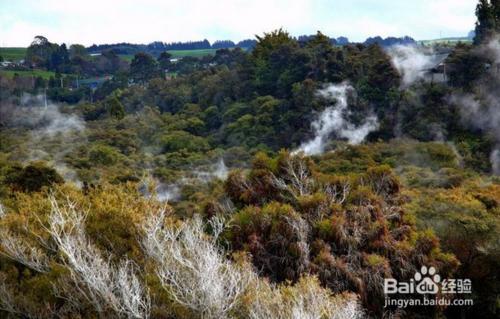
[
  {"left": 0, "top": 47, "right": 27, "bottom": 61},
  {"left": 118, "top": 49, "right": 220, "bottom": 61},
  {"left": 1, "top": 47, "right": 239, "bottom": 64},
  {"left": 419, "top": 37, "right": 472, "bottom": 45},
  {"left": 167, "top": 48, "right": 219, "bottom": 57},
  {"left": 0, "top": 69, "right": 56, "bottom": 79}
]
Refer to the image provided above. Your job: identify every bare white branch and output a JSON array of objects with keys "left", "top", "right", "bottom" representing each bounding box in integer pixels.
[
  {"left": 0, "top": 276, "right": 19, "bottom": 316},
  {"left": 142, "top": 211, "right": 250, "bottom": 319},
  {"left": 47, "top": 197, "right": 150, "bottom": 318},
  {"left": 0, "top": 231, "right": 50, "bottom": 273},
  {"left": 247, "top": 276, "right": 364, "bottom": 319},
  {"left": 0, "top": 273, "right": 54, "bottom": 318},
  {"left": 0, "top": 202, "right": 5, "bottom": 219},
  {"left": 284, "top": 215, "right": 311, "bottom": 273},
  {"left": 271, "top": 156, "right": 315, "bottom": 201},
  {"left": 324, "top": 181, "right": 351, "bottom": 205}
]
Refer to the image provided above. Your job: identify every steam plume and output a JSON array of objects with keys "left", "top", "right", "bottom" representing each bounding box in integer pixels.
[
  {"left": 1, "top": 94, "right": 87, "bottom": 185},
  {"left": 448, "top": 37, "right": 500, "bottom": 175},
  {"left": 194, "top": 158, "right": 229, "bottom": 181},
  {"left": 140, "top": 158, "right": 228, "bottom": 203},
  {"left": 490, "top": 148, "right": 500, "bottom": 175},
  {"left": 387, "top": 45, "right": 435, "bottom": 87},
  {"left": 296, "top": 82, "right": 378, "bottom": 155}
]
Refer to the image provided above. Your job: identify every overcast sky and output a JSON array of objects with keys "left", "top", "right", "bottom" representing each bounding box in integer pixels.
[{"left": 0, "top": 0, "right": 477, "bottom": 47}]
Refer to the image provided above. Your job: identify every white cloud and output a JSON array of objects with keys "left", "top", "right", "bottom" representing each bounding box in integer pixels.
[
  {"left": 425, "top": 0, "right": 477, "bottom": 35},
  {"left": 0, "top": 0, "right": 477, "bottom": 46}
]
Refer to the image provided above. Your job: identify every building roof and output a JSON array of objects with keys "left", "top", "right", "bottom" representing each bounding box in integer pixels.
[{"left": 422, "top": 53, "right": 450, "bottom": 73}]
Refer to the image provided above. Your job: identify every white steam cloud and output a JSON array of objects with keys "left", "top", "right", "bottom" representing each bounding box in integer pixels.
[
  {"left": 138, "top": 176, "right": 181, "bottom": 203},
  {"left": 194, "top": 158, "right": 229, "bottom": 181},
  {"left": 447, "top": 36, "right": 500, "bottom": 175},
  {"left": 1, "top": 95, "right": 87, "bottom": 186},
  {"left": 155, "top": 183, "right": 181, "bottom": 202},
  {"left": 3, "top": 95, "right": 84, "bottom": 135},
  {"left": 491, "top": 149, "right": 500, "bottom": 175},
  {"left": 482, "top": 36, "right": 500, "bottom": 66},
  {"left": 296, "top": 82, "right": 378, "bottom": 155},
  {"left": 35, "top": 107, "right": 84, "bottom": 139},
  {"left": 140, "top": 158, "right": 229, "bottom": 203},
  {"left": 450, "top": 93, "right": 500, "bottom": 175},
  {"left": 387, "top": 45, "right": 435, "bottom": 87}
]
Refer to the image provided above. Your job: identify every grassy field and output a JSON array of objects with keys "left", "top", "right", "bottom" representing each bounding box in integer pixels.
[
  {"left": 0, "top": 69, "right": 57, "bottom": 79},
  {"left": 2, "top": 47, "right": 228, "bottom": 64},
  {"left": 0, "top": 47, "right": 27, "bottom": 61},
  {"left": 167, "top": 49, "right": 219, "bottom": 58},
  {"left": 118, "top": 54, "right": 135, "bottom": 62},
  {"left": 117, "top": 49, "right": 218, "bottom": 62},
  {"left": 419, "top": 37, "right": 472, "bottom": 45}
]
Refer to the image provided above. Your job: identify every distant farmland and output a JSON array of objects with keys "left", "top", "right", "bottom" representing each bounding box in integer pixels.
[
  {"left": 419, "top": 37, "right": 472, "bottom": 45},
  {"left": 1, "top": 47, "right": 236, "bottom": 63},
  {"left": 0, "top": 47, "right": 26, "bottom": 61},
  {"left": 167, "top": 48, "right": 219, "bottom": 57},
  {"left": 118, "top": 49, "right": 220, "bottom": 61},
  {"left": 0, "top": 69, "right": 57, "bottom": 79}
]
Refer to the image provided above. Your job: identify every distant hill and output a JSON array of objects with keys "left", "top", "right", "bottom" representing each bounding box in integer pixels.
[
  {"left": 419, "top": 37, "right": 472, "bottom": 45},
  {"left": 85, "top": 35, "right": 419, "bottom": 58},
  {"left": 87, "top": 39, "right": 257, "bottom": 57},
  {"left": 0, "top": 47, "right": 26, "bottom": 62},
  {"left": 1, "top": 34, "right": 455, "bottom": 65}
]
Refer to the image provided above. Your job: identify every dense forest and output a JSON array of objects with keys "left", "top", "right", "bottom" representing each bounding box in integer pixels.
[{"left": 0, "top": 1, "right": 499, "bottom": 319}]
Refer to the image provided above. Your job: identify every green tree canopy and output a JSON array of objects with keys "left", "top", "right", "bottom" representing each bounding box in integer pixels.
[
  {"left": 157, "top": 51, "right": 172, "bottom": 70},
  {"left": 475, "top": 0, "right": 500, "bottom": 43},
  {"left": 130, "top": 52, "right": 159, "bottom": 83}
]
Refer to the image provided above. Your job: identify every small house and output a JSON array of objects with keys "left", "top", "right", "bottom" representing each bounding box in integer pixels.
[{"left": 423, "top": 52, "right": 450, "bottom": 83}]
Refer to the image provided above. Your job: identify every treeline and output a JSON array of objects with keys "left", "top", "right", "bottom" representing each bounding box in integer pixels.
[
  {"left": 17, "top": 33, "right": 415, "bottom": 78},
  {"left": 87, "top": 35, "right": 415, "bottom": 56},
  {"left": 87, "top": 39, "right": 258, "bottom": 55},
  {"left": 297, "top": 35, "right": 415, "bottom": 46},
  {"left": 364, "top": 35, "right": 415, "bottom": 46}
]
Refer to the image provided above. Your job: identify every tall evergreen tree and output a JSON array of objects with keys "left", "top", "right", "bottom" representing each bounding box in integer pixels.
[
  {"left": 475, "top": 0, "right": 496, "bottom": 44},
  {"left": 157, "top": 51, "right": 172, "bottom": 71},
  {"left": 130, "top": 52, "right": 159, "bottom": 83}
]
